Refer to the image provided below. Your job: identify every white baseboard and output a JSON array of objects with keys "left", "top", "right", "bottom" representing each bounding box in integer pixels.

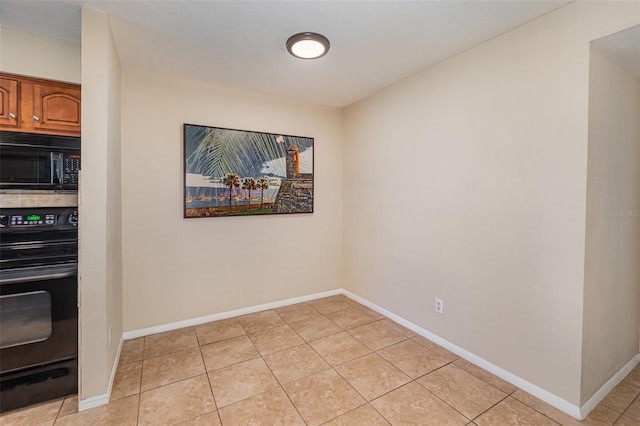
[
  {"left": 580, "top": 353, "right": 640, "bottom": 419},
  {"left": 341, "top": 289, "right": 585, "bottom": 419},
  {"left": 122, "top": 289, "right": 341, "bottom": 340},
  {"left": 78, "top": 393, "right": 109, "bottom": 412},
  {"left": 78, "top": 336, "right": 123, "bottom": 412}
]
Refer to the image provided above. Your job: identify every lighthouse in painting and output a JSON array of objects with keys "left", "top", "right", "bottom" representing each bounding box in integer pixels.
[
  {"left": 273, "top": 144, "right": 313, "bottom": 213},
  {"left": 286, "top": 145, "right": 300, "bottom": 178}
]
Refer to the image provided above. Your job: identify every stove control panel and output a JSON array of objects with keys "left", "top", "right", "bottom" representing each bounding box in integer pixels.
[
  {"left": 9, "top": 213, "right": 57, "bottom": 226},
  {"left": 0, "top": 208, "right": 78, "bottom": 231}
]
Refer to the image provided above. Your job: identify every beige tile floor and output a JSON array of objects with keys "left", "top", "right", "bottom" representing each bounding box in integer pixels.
[{"left": 2, "top": 294, "right": 640, "bottom": 425}]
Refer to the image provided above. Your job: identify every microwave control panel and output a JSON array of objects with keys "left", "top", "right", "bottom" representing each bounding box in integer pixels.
[{"left": 63, "top": 154, "right": 81, "bottom": 185}]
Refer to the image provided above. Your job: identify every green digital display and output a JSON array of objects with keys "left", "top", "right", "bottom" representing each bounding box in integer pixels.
[{"left": 26, "top": 215, "right": 41, "bottom": 221}]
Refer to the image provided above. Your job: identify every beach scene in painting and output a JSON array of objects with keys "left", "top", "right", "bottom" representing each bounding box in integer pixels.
[{"left": 184, "top": 124, "right": 314, "bottom": 217}]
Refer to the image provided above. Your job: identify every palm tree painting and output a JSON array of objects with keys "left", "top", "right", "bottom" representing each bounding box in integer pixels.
[
  {"left": 242, "top": 177, "right": 257, "bottom": 202},
  {"left": 257, "top": 177, "right": 269, "bottom": 209},
  {"left": 184, "top": 124, "right": 314, "bottom": 218},
  {"left": 223, "top": 173, "right": 240, "bottom": 206}
]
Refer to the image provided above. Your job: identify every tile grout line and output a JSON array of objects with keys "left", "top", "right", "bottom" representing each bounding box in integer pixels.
[
  {"left": 271, "top": 299, "right": 382, "bottom": 424},
  {"left": 608, "top": 390, "right": 640, "bottom": 425},
  {"left": 411, "top": 373, "right": 476, "bottom": 423},
  {"left": 468, "top": 394, "right": 515, "bottom": 425},
  {"left": 203, "top": 369, "right": 223, "bottom": 426},
  {"left": 52, "top": 396, "right": 64, "bottom": 423},
  {"left": 330, "top": 360, "right": 374, "bottom": 407},
  {"left": 263, "top": 361, "right": 311, "bottom": 425},
  {"left": 135, "top": 393, "right": 141, "bottom": 426},
  {"left": 509, "top": 392, "right": 576, "bottom": 425},
  {"left": 452, "top": 359, "right": 520, "bottom": 396},
  {"left": 314, "top": 402, "right": 372, "bottom": 426},
  {"left": 197, "top": 339, "right": 217, "bottom": 424},
  {"left": 623, "top": 391, "right": 640, "bottom": 416},
  {"left": 508, "top": 395, "right": 564, "bottom": 426},
  {"left": 225, "top": 309, "right": 305, "bottom": 424}
]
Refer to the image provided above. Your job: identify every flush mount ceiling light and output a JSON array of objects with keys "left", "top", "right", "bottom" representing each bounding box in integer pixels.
[{"left": 286, "top": 32, "right": 330, "bottom": 59}]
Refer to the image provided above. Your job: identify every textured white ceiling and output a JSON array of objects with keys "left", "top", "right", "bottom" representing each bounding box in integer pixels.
[{"left": 1, "top": 0, "right": 572, "bottom": 107}]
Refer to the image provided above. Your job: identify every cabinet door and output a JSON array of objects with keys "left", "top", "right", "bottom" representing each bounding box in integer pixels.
[
  {"left": 0, "top": 77, "right": 20, "bottom": 129},
  {"left": 32, "top": 83, "right": 81, "bottom": 136}
]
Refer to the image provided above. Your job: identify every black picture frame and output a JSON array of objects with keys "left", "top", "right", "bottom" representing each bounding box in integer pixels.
[{"left": 183, "top": 123, "right": 314, "bottom": 218}]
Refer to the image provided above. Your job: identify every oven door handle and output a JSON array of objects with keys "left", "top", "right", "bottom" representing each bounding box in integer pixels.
[{"left": 0, "top": 264, "right": 77, "bottom": 285}]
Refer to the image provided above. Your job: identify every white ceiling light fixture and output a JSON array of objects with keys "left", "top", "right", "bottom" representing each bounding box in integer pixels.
[{"left": 286, "top": 32, "right": 330, "bottom": 59}]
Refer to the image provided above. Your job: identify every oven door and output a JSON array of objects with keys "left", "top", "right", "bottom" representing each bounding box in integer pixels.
[{"left": 0, "top": 265, "right": 78, "bottom": 412}]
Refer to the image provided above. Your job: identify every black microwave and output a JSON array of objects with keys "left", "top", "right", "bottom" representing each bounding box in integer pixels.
[{"left": 0, "top": 132, "right": 80, "bottom": 190}]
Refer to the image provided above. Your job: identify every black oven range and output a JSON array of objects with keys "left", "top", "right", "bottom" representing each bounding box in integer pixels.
[{"left": 0, "top": 206, "right": 78, "bottom": 412}]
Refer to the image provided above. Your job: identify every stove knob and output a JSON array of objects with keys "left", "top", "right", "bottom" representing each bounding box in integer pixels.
[{"left": 68, "top": 211, "right": 79, "bottom": 224}]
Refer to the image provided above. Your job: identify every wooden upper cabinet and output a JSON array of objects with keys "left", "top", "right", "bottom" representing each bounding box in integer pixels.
[
  {"left": 0, "top": 73, "right": 81, "bottom": 137},
  {"left": 32, "top": 82, "right": 81, "bottom": 135},
  {"left": 0, "top": 77, "right": 20, "bottom": 129}
]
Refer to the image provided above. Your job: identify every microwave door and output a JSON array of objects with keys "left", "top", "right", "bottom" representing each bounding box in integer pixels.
[
  {"left": 0, "top": 150, "right": 52, "bottom": 187},
  {"left": 0, "top": 132, "right": 81, "bottom": 190},
  {"left": 51, "top": 153, "right": 63, "bottom": 187}
]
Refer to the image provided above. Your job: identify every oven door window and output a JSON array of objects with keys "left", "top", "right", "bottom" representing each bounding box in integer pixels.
[
  {"left": 0, "top": 150, "right": 51, "bottom": 185},
  {"left": 0, "top": 291, "right": 52, "bottom": 349}
]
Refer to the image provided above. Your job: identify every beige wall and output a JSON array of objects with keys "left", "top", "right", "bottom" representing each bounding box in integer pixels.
[
  {"left": 582, "top": 47, "right": 640, "bottom": 404},
  {"left": 120, "top": 71, "right": 343, "bottom": 331},
  {"left": 104, "top": 15, "right": 123, "bottom": 391},
  {"left": 0, "top": 26, "right": 80, "bottom": 83},
  {"left": 79, "top": 10, "right": 122, "bottom": 400},
  {"left": 343, "top": 1, "right": 639, "bottom": 406}
]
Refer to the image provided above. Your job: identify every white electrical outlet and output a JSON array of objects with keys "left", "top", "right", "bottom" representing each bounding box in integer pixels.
[{"left": 435, "top": 298, "right": 444, "bottom": 314}]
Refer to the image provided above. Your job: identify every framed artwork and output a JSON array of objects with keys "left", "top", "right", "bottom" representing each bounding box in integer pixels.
[{"left": 183, "top": 124, "right": 314, "bottom": 217}]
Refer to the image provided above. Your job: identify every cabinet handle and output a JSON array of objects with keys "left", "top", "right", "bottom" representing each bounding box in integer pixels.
[
  {"left": 8, "top": 113, "right": 16, "bottom": 119},
  {"left": 33, "top": 115, "right": 40, "bottom": 121}
]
